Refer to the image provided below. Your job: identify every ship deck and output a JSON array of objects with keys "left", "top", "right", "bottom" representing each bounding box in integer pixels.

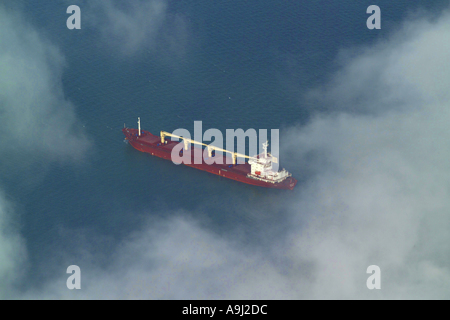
[
  {"left": 123, "top": 127, "right": 297, "bottom": 189},
  {"left": 125, "top": 129, "right": 252, "bottom": 174}
]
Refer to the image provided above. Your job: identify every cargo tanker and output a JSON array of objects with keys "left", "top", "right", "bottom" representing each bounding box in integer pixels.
[{"left": 123, "top": 118, "right": 297, "bottom": 190}]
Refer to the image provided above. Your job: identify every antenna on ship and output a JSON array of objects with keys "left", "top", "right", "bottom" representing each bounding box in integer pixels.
[
  {"left": 263, "top": 141, "right": 268, "bottom": 158},
  {"left": 138, "top": 117, "right": 141, "bottom": 136}
]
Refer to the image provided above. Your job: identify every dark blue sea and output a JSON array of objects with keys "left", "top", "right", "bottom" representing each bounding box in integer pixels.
[{"left": 2, "top": 0, "right": 449, "bottom": 298}]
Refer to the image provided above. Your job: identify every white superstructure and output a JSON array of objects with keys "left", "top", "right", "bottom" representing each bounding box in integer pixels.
[{"left": 247, "top": 141, "right": 291, "bottom": 183}]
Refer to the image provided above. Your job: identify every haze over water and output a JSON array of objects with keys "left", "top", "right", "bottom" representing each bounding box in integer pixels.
[{"left": 1, "top": 0, "right": 450, "bottom": 298}]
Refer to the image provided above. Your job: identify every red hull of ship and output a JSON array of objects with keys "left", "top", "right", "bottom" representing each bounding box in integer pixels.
[{"left": 123, "top": 128, "right": 297, "bottom": 190}]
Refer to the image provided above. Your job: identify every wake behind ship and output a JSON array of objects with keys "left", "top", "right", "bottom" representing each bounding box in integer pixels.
[{"left": 123, "top": 118, "right": 297, "bottom": 190}]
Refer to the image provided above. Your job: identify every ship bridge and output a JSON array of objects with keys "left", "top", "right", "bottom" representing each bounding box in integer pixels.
[{"left": 247, "top": 142, "right": 291, "bottom": 183}]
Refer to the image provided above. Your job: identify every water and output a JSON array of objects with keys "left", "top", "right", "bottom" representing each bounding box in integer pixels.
[{"left": 3, "top": 0, "right": 449, "bottom": 293}]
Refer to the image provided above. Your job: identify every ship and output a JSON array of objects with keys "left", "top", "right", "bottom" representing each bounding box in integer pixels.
[{"left": 123, "top": 118, "right": 297, "bottom": 190}]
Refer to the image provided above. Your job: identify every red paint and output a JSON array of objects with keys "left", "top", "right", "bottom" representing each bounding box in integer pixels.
[{"left": 123, "top": 128, "right": 297, "bottom": 190}]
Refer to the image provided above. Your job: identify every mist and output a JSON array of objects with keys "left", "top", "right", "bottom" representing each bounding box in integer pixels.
[
  {"left": 79, "top": 0, "right": 190, "bottom": 57},
  {"left": 0, "top": 4, "right": 90, "bottom": 297},
  {"left": 2, "top": 3, "right": 450, "bottom": 299}
]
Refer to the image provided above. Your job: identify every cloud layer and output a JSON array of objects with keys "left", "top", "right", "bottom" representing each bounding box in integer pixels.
[
  {"left": 0, "top": 4, "right": 90, "bottom": 298},
  {"left": 0, "top": 7, "right": 91, "bottom": 165},
  {"left": 3, "top": 4, "right": 450, "bottom": 299},
  {"left": 65, "top": 8, "right": 449, "bottom": 299},
  {"left": 83, "top": 0, "right": 190, "bottom": 57}
]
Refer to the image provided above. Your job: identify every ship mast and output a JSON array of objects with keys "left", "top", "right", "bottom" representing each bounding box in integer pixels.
[
  {"left": 138, "top": 117, "right": 141, "bottom": 136},
  {"left": 263, "top": 141, "right": 268, "bottom": 158}
]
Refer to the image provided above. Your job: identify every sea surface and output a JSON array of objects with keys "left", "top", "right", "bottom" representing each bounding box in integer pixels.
[{"left": 3, "top": 0, "right": 448, "bottom": 292}]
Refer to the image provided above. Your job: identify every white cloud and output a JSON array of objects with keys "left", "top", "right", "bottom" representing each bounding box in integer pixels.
[
  {"left": 20, "top": 215, "right": 301, "bottom": 299},
  {"left": 0, "top": 7, "right": 91, "bottom": 164},
  {"left": 308, "top": 10, "right": 450, "bottom": 115},
  {"left": 0, "top": 5, "right": 90, "bottom": 299},
  {"left": 4, "top": 4, "right": 450, "bottom": 300},
  {"left": 280, "top": 10, "right": 450, "bottom": 298},
  {"left": 85, "top": 0, "right": 190, "bottom": 57}
]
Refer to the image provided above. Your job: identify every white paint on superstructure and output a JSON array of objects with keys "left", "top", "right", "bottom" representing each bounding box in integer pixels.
[{"left": 248, "top": 141, "right": 291, "bottom": 183}]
